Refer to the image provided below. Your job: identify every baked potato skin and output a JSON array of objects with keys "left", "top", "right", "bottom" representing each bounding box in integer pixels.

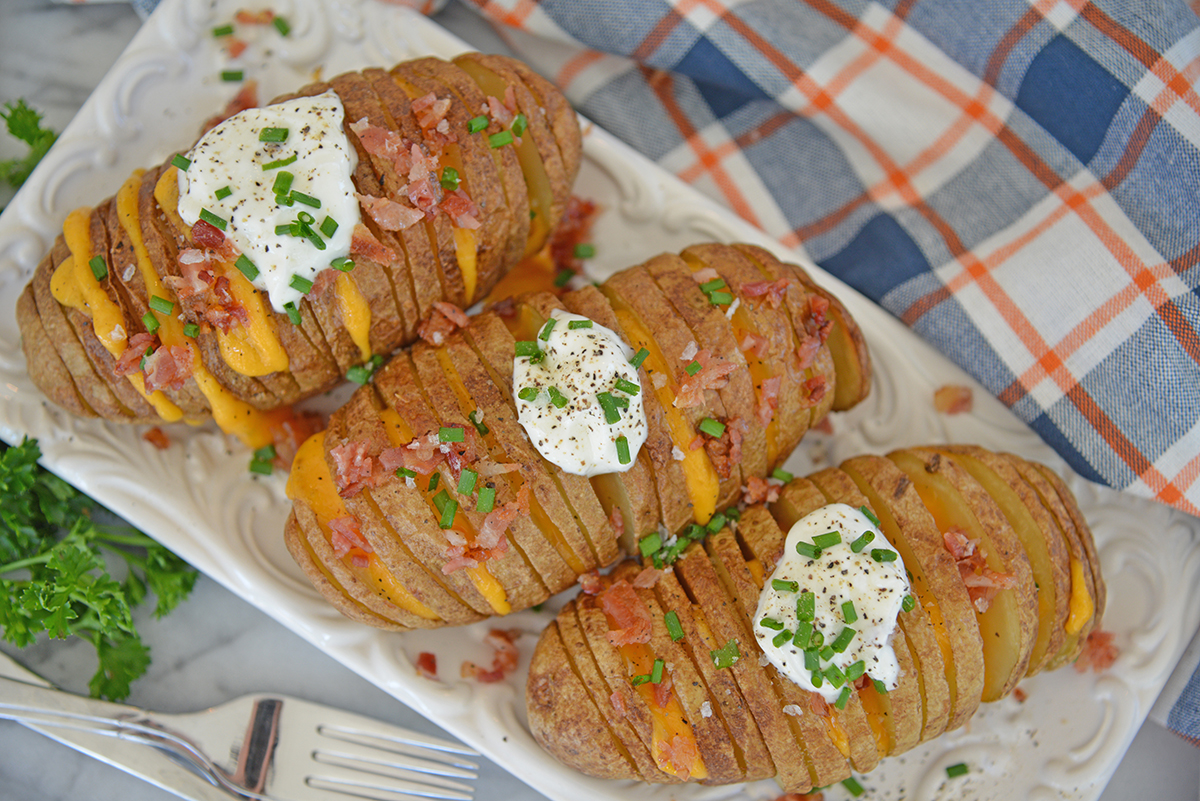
[
  {"left": 19, "top": 53, "right": 582, "bottom": 430},
  {"left": 286, "top": 243, "right": 871, "bottom": 631},
  {"left": 526, "top": 447, "right": 1104, "bottom": 792}
]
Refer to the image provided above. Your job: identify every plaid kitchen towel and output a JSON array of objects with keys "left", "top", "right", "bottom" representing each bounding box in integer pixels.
[{"left": 426, "top": 0, "right": 1200, "bottom": 744}]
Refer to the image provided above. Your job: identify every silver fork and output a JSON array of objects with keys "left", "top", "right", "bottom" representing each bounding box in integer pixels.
[{"left": 0, "top": 651, "right": 477, "bottom": 801}]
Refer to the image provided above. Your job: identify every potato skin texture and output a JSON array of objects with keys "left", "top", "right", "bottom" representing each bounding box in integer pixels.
[{"left": 526, "top": 446, "right": 1104, "bottom": 791}]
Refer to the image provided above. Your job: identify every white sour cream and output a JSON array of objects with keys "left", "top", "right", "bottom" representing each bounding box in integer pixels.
[
  {"left": 176, "top": 91, "right": 360, "bottom": 312},
  {"left": 753, "top": 503, "right": 911, "bottom": 704},
  {"left": 514, "top": 309, "right": 647, "bottom": 477}
]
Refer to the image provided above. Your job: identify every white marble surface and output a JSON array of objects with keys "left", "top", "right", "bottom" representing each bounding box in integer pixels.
[{"left": 0, "top": 2, "right": 1196, "bottom": 801}]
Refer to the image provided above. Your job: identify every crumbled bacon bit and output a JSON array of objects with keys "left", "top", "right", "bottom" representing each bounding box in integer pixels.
[
  {"left": 235, "top": 9, "right": 276, "bottom": 24},
  {"left": 608, "top": 506, "right": 626, "bottom": 542},
  {"left": 442, "top": 483, "right": 525, "bottom": 574},
  {"left": 1075, "top": 630, "right": 1119, "bottom": 673},
  {"left": 412, "top": 92, "right": 453, "bottom": 149},
  {"left": 142, "top": 427, "right": 170, "bottom": 450},
  {"left": 742, "top": 278, "right": 789, "bottom": 308},
  {"left": 350, "top": 117, "right": 413, "bottom": 174},
  {"left": 201, "top": 81, "right": 258, "bottom": 133},
  {"left": 350, "top": 223, "right": 396, "bottom": 264},
  {"left": 802, "top": 375, "right": 827, "bottom": 407},
  {"left": 191, "top": 219, "right": 225, "bottom": 249},
  {"left": 691, "top": 267, "right": 720, "bottom": 284},
  {"left": 269, "top": 408, "right": 325, "bottom": 470},
  {"left": 142, "top": 344, "right": 193, "bottom": 393},
  {"left": 113, "top": 332, "right": 159, "bottom": 376},
  {"left": 226, "top": 38, "right": 248, "bottom": 58},
  {"left": 441, "top": 189, "right": 481, "bottom": 229},
  {"left": 808, "top": 691, "right": 832, "bottom": 718},
  {"left": 404, "top": 144, "right": 443, "bottom": 215},
  {"left": 660, "top": 733, "right": 699, "bottom": 780},
  {"left": 674, "top": 348, "right": 737, "bottom": 409},
  {"left": 476, "top": 460, "right": 520, "bottom": 477},
  {"left": 1012, "top": 686, "right": 1028, "bottom": 702},
  {"left": 485, "top": 90, "right": 516, "bottom": 128},
  {"left": 703, "top": 418, "right": 743, "bottom": 481},
  {"left": 600, "top": 580, "right": 652, "bottom": 646},
  {"left": 812, "top": 415, "right": 834, "bottom": 434},
  {"left": 795, "top": 332, "right": 822, "bottom": 371},
  {"left": 578, "top": 570, "right": 604, "bottom": 595},
  {"left": 416, "top": 651, "right": 438, "bottom": 681},
  {"left": 357, "top": 193, "right": 423, "bottom": 231},
  {"left": 417, "top": 301, "right": 470, "bottom": 346},
  {"left": 739, "top": 329, "right": 769, "bottom": 358},
  {"left": 652, "top": 669, "right": 674, "bottom": 710},
  {"left": 631, "top": 566, "right": 665, "bottom": 588},
  {"left": 943, "top": 527, "right": 1015, "bottom": 612},
  {"left": 610, "top": 690, "right": 628, "bottom": 717},
  {"left": 548, "top": 195, "right": 599, "bottom": 276},
  {"left": 757, "top": 376, "right": 781, "bottom": 427},
  {"left": 934, "top": 384, "right": 974, "bottom": 415},
  {"left": 742, "top": 475, "right": 781, "bottom": 505},
  {"left": 461, "top": 628, "right": 521, "bottom": 683},
  {"left": 331, "top": 440, "right": 376, "bottom": 498},
  {"left": 329, "top": 516, "right": 372, "bottom": 558},
  {"left": 773, "top": 793, "right": 825, "bottom": 801}
]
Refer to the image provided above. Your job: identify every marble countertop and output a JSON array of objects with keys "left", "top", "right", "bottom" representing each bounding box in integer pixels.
[{"left": 0, "top": 2, "right": 1196, "bottom": 800}]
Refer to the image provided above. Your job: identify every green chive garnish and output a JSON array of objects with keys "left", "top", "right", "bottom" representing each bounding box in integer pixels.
[
  {"left": 313, "top": 217, "right": 337, "bottom": 239},
  {"left": 834, "top": 686, "right": 851, "bottom": 709},
  {"left": 698, "top": 418, "right": 725, "bottom": 437},
  {"left": 946, "top": 763, "right": 969, "bottom": 778},
  {"left": 630, "top": 673, "right": 651, "bottom": 686},
  {"left": 706, "top": 513, "right": 727, "bottom": 533},
  {"left": 142, "top": 311, "right": 160, "bottom": 334},
  {"left": 477, "top": 486, "right": 495, "bottom": 514},
  {"left": 842, "top": 600, "right": 858, "bottom": 624},
  {"left": 795, "top": 541, "right": 822, "bottom": 559},
  {"left": 249, "top": 459, "right": 273, "bottom": 475},
  {"left": 709, "top": 290, "right": 733, "bottom": 305},
  {"left": 842, "top": 777, "right": 865, "bottom": 797},
  {"left": 845, "top": 660, "right": 866, "bottom": 681},
  {"left": 630, "top": 348, "right": 649, "bottom": 368},
  {"left": 871, "top": 548, "right": 898, "bottom": 563},
  {"left": 170, "top": 154, "right": 191, "bottom": 171},
  {"left": 639, "top": 532, "right": 662, "bottom": 558},
  {"left": 831, "top": 627, "right": 857, "bottom": 653},
  {"left": 538, "top": 319, "right": 557, "bottom": 341},
  {"left": 332, "top": 257, "right": 355, "bottom": 272},
  {"left": 597, "top": 392, "right": 620, "bottom": 424},
  {"left": 902, "top": 594, "right": 916, "bottom": 612},
  {"left": 825, "top": 663, "right": 846, "bottom": 688},
  {"left": 573, "top": 243, "right": 595, "bottom": 259},
  {"left": 489, "top": 130, "right": 513, "bottom": 148},
  {"left": 664, "top": 610, "right": 684, "bottom": 641},
  {"left": 468, "top": 410, "right": 489, "bottom": 436},
  {"left": 773, "top": 629, "right": 793, "bottom": 648},
  {"left": 263, "top": 153, "right": 298, "bottom": 170},
  {"left": 272, "top": 171, "right": 294, "bottom": 196},
  {"left": 199, "top": 208, "right": 227, "bottom": 231},
  {"left": 292, "top": 191, "right": 320, "bottom": 208},
  {"left": 518, "top": 387, "right": 538, "bottom": 402},
  {"left": 439, "top": 426, "right": 465, "bottom": 443},
  {"left": 547, "top": 386, "right": 569, "bottom": 409},
  {"left": 428, "top": 473, "right": 440, "bottom": 492},
  {"left": 467, "top": 115, "right": 488, "bottom": 133},
  {"left": 88, "top": 255, "right": 108, "bottom": 281},
  {"left": 793, "top": 620, "right": 812, "bottom": 649},
  {"left": 725, "top": 507, "right": 741, "bottom": 521},
  {"left": 283, "top": 301, "right": 301, "bottom": 325},
  {"left": 183, "top": 322, "right": 200, "bottom": 337},
  {"left": 215, "top": 186, "right": 232, "bottom": 200},
  {"left": 439, "top": 167, "right": 460, "bottom": 190},
  {"left": 772, "top": 468, "right": 794, "bottom": 482},
  {"left": 821, "top": 646, "right": 836, "bottom": 662},
  {"left": 873, "top": 678, "right": 888, "bottom": 695},
  {"left": 811, "top": 671, "right": 824, "bottom": 688},
  {"left": 684, "top": 360, "right": 702, "bottom": 376},
  {"left": 567, "top": 319, "right": 593, "bottom": 329},
  {"left": 614, "top": 377, "right": 640, "bottom": 395},
  {"left": 699, "top": 277, "right": 726, "bottom": 294},
  {"left": 771, "top": 578, "right": 799, "bottom": 593},
  {"left": 289, "top": 273, "right": 314, "bottom": 293},
  {"left": 616, "top": 435, "right": 631, "bottom": 465},
  {"left": 511, "top": 113, "right": 528, "bottom": 136},
  {"left": 804, "top": 648, "right": 819, "bottom": 672},
  {"left": 259, "top": 127, "right": 289, "bottom": 142},
  {"left": 710, "top": 639, "right": 740, "bottom": 669},
  {"left": 213, "top": 24, "right": 234, "bottom": 37},
  {"left": 812, "top": 530, "right": 841, "bottom": 549},
  {"left": 851, "top": 530, "right": 874, "bottom": 552},
  {"left": 272, "top": 15, "right": 290, "bottom": 36},
  {"left": 254, "top": 445, "right": 277, "bottom": 461},
  {"left": 346, "top": 355, "right": 383, "bottom": 384},
  {"left": 651, "top": 658, "right": 664, "bottom": 684},
  {"left": 514, "top": 340, "right": 540, "bottom": 357},
  {"left": 235, "top": 254, "right": 259, "bottom": 280},
  {"left": 221, "top": 70, "right": 244, "bottom": 82},
  {"left": 149, "top": 295, "right": 174, "bottom": 314},
  {"left": 439, "top": 497, "right": 458, "bottom": 529},
  {"left": 860, "top": 505, "right": 881, "bottom": 527},
  {"left": 553, "top": 268, "right": 573, "bottom": 287},
  {"left": 458, "top": 469, "right": 477, "bottom": 495},
  {"left": 760, "top": 616, "right": 784, "bottom": 631},
  {"left": 276, "top": 193, "right": 294, "bottom": 206},
  {"left": 396, "top": 467, "right": 416, "bottom": 479}
]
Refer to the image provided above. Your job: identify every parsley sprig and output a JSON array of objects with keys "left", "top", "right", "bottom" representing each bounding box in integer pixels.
[
  {"left": 0, "top": 438, "right": 197, "bottom": 700},
  {"left": 0, "top": 100, "right": 57, "bottom": 190}
]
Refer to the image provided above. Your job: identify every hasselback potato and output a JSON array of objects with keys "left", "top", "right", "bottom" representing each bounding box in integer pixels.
[
  {"left": 283, "top": 243, "right": 871, "bottom": 629},
  {"left": 525, "top": 446, "right": 1104, "bottom": 791},
  {"left": 17, "top": 53, "right": 582, "bottom": 448}
]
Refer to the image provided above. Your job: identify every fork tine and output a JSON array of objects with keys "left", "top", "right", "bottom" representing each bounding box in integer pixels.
[
  {"left": 318, "top": 724, "right": 479, "bottom": 770},
  {"left": 305, "top": 763, "right": 474, "bottom": 801},
  {"left": 314, "top": 745, "right": 478, "bottom": 782}
]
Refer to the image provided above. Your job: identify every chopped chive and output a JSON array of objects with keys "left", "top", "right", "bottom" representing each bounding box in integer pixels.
[
  {"left": 611, "top": 395, "right": 629, "bottom": 409},
  {"left": 553, "top": 269, "right": 573, "bottom": 287},
  {"left": 831, "top": 627, "right": 857, "bottom": 653},
  {"left": 825, "top": 663, "right": 846, "bottom": 688},
  {"left": 518, "top": 387, "right": 538, "bottom": 402},
  {"left": 272, "top": 15, "right": 290, "bottom": 36},
  {"left": 199, "top": 208, "right": 227, "bottom": 231},
  {"left": 614, "top": 377, "right": 640, "bottom": 395},
  {"left": 684, "top": 360, "right": 702, "bottom": 376},
  {"left": 249, "top": 458, "right": 273, "bottom": 475},
  {"left": 834, "top": 686, "right": 852, "bottom": 709},
  {"left": 275, "top": 193, "right": 294, "bottom": 206},
  {"left": 842, "top": 600, "right": 858, "bottom": 624},
  {"left": 842, "top": 777, "right": 865, "bottom": 798},
  {"left": 395, "top": 466, "right": 416, "bottom": 479},
  {"left": 149, "top": 295, "right": 174, "bottom": 315},
  {"left": 537, "top": 320, "right": 557, "bottom": 342},
  {"left": 771, "top": 578, "right": 799, "bottom": 593},
  {"left": 289, "top": 273, "right": 314, "bottom": 293},
  {"left": 902, "top": 594, "right": 916, "bottom": 612},
  {"left": 259, "top": 127, "right": 289, "bottom": 142},
  {"left": 872, "top": 678, "right": 888, "bottom": 695},
  {"left": 759, "top": 616, "right": 784, "bottom": 631},
  {"left": 221, "top": 70, "right": 244, "bottom": 82},
  {"left": 88, "top": 255, "right": 108, "bottom": 281},
  {"left": 476, "top": 486, "right": 495, "bottom": 514},
  {"left": 639, "top": 532, "right": 662, "bottom": 558},
  {"left": 698, "top": 418, "right": 725, "bottom": 437},
  {"left": 511, "top": 113, "right": 528, "bottom": 136},
  {"left": 345, "top": 357, "right": 379, "bottom": 384},
  {"left": 709, "top": 290, "right": 734, "bottom": 306},
  {"left": 283, "top": 301, "right": 301, "bottom": 325},
  {"left": 664, "top": 610, "right": 684, "bottom": 641},
  {"left": 457, "top": 469, "right": 477, "bottom": 495},
  {"left": 262, "top": 153, "right": 297, "bottom": 170},
  {"left": 428, "top": 473, "right": 440, "bottom": 492},
  {"left": 820, "top": 645, "right": 836, "bottom": 662},
  {"left": 725, "top": 507, "right": 741, "bottom": 521},
  {"left": 860, "top": 505, "right": 881, "bottom": 527},
  {"left": 793, "top": 620, "right": 812, "bottom": 650},
  {"left": 804, "top": 648, "right": 819, "bottom": 672},
  {"left": 331, "top": 257, "right": 355, "bottom": 272},
  {"left": 439, "top": 426, "right": 465, "bottom": 443},
  {"left": 438, "top": 497, "right": 458, "bottom": 529},
  {"left": 141, "top": 311, "right": 160, "bottom": 334},
  {"left": 514, "top": 340, "right": 540, "bottom": 357},
  {"left": 573, "top": 243, "right": 596, "bottom": 259},
  {"left": 212, "top": 23, "right": 234, "bottom": 37},
  {"left": 316, "top": 216, "right": 337, "bottom": 238},
  {"left": 699, "top": 277, "right": 726, "bottom": 294},
  {"left": 292, "top": 190, "right": 320, "bottom": 208},
  {"left": 468, "top": 410, "right": 489, "bottom": 436},
  {"left": 215, "top": 185, "right": 232, "bottom": 200},
  {"left": 254, "top": 444, "right": 277, "bottom": 461},
  {"left": 236, "top": 254, "right": 259, "bottom": 280},
  {"left": 772, "top": 629, "right": 793, "bottom": 648},
  {"left": 567, "top": 319, "right": 593, "bottom": 329},
  {"left": 597, "top": 392, "right": 621, "bottom": 424},
  {"left": 807, "top": 630, "right": 824, "bottom": 652},
  {"left": 706, "top": 513, "right": 727, "bottom": 533},
  {"left": 615, "top": 435, "right": 631, "bottom": 465},
  {"left": 795, "top": 541, "right": 822, "bottom": 560},
  {"left": 272, "top": 171, "right": 295, "bottom": 195},
  {"left": 946, "top": 763, "right": 969, "bottom": 778},
  {"left": 810, "top": 671, "right": 823, "bottom": 688},
  {"left": 812, "top": 530, "right": 841, "bottom": 549},
  {"left": 651, "top": 658, "right": 664, "bottom": 684},
  {"left": 467, "top": 115, "right": 488, "bottom": 133},
  {"left": 183, "top": 322, "right": 200, "bottom": 337},
  {"left": 772, "top": 468, "right": 794, "bottom": 482},
  {"left": 845, "top": 660, "right": 866, "bottom": 681},
  {"left": 439, "top": 166, "right": 460, "bottom": 190},
  {"left": 630, "top": 348, "right": 649, "bottom": 368},
  {"left": 871, "top": 548, "right": 898, "bottom": 563},
  {"left": 170, "top": 154, "right": 191, "bottom": 171},
  {"left": 488, "top": 130, "right": 514, "bottom": 148},
  {"left": 630, "top": 673, "right": 651, "bottom": 687},
  {"left": 547, "top": 386, "right": 569, "bottom": 409},
  {"left": 275, "top": 224, "right": 294, "bottom": 236},
  {"left": 850, "top": 530, "right": 874, "bottom": 553},
  {"left": 710, "top": 639, "right": 740, "bottom": 669}
]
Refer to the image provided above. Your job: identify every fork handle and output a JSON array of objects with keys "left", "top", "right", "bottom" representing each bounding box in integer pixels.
[{"left": 0, "top": 674, "right": 150, "bottom": 734}]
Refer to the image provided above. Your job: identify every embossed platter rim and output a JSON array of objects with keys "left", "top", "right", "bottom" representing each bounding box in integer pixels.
[{"left": 0, "top": 1, "right": 1198, "bottom": 800}]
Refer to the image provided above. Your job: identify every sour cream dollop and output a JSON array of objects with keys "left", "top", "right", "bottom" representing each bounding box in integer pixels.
[
  {"left": 514, "top": 309, "right": 647, "bottom": 477},
  {"left": 176, "top": 91, "right": 360, "bottom": 312},
  {"left": 754, "top": 503, "right": 911, "bottom": 704}
]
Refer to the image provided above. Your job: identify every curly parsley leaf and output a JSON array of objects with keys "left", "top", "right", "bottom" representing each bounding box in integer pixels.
[
  {"left": 0, "top": 99, "right": 57, "bottom": 189},
  {"left": 0, "top": 438, "right": 197, "bottom": 700}
]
